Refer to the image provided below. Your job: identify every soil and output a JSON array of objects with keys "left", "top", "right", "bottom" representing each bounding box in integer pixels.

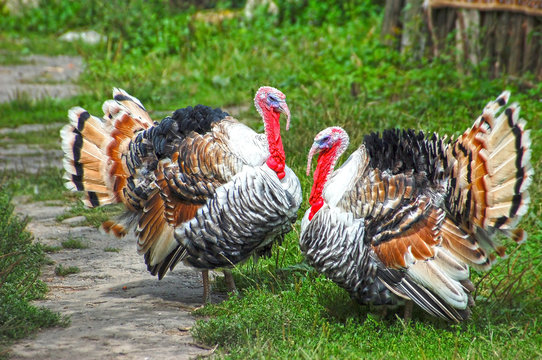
[{"left": 2, "top": 56, "right": 218, "bottom": 359}]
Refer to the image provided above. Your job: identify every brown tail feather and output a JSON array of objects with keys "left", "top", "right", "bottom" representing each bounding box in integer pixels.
[
  {"left": 61, "top": 88, "right": 154, "bottom": 211},
  {"left": 444, "top": 91, "right": 533, "bottom": 267},
  {"left": 102, "top": 220, "right": 129, "bottom": 237}
]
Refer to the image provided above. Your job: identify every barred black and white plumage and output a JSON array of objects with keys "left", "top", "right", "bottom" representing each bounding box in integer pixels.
[
  {"left": 60, "top": 86, "right": 302, "bottom": 302},
  {"left": 301, "top": 91, "right": 532, "bottom": 322}
]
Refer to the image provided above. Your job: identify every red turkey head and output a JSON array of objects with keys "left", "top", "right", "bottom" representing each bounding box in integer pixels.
[
  {"left": 306, "top": 127, "right": 349, "bottom": 220},
  {"left": 254, "top": 86, "right": 291, "bottom": 130},
  {"left": 306, "top": 127, "right": 349, "bottom": 176}
]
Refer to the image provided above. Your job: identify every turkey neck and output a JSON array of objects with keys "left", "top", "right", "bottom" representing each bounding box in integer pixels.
[
  {"left": 308, "top": 147, "right": 340, "bottom": 220},
  {"left": 264, "top": 109, "right": 286, "bottom": 179}
]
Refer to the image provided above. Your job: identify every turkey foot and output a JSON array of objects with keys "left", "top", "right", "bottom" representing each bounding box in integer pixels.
[
  {"left": 202, "top": 270, "right": 211, "bottom": 304},
  {"left": 223, "top": 269, "right": 238, "bottom": 296}
]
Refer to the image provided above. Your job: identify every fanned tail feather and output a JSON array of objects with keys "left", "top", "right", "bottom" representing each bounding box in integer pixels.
[
  {"left": 444, "top": 91, "right": 533, "bottom": 268},
  {"left": 60, "top": 88, "right": 154, "bottom": 209}
]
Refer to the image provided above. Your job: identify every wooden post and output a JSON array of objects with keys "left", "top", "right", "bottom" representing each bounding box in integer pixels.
[
  {"left": 381, "top": 1, "right": 542, "bottom": 80},
  {"left": 401, "top": 0, "right": 426, "bottom": 58},
  {"left": 523, "top": 17, "right": 536, "bottom": 73},
  {"left": 508, "top": 13, "right": 526, "bottom": 76},
  {"left": 455, "top": 9, "right": 480, "bottom": 67},
  {"left": 494, "top": 12, "right": 510, "bottom": 77},
  {"left": 381, "top": 0, "right": 405, "bottom": 47}
]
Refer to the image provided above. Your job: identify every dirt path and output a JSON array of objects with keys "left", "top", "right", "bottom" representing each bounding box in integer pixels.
[
  {"left": 9, "top": 199, "right": 217, "bottom": 360},
  {"left": 0, "top": 55, "right": 82, "bottom": 103},
  {"left": 1, "top": 55, "right": 215, "bottom": 359}
]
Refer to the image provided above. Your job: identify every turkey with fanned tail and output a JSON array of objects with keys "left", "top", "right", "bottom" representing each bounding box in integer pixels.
[
  {"left": 60, "top": 86, "right": 302, "bottom": 303},
  {"left": 300, "top": 91, "right": 532, "bottom": 322}
]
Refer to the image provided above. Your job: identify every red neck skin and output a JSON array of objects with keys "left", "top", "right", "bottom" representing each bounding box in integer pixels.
[
  {"left": 264, "top": 109, "right": 286, "bottom": 179},
  {"left": 308, "top": 147, "right": 340, "bottom": 220}
]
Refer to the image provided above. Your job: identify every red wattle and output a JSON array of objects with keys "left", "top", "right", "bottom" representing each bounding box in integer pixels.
[
  {"left": 267, "top": 157, "right": 278, "bottom": 169},
  {"left": 264, "top": 108, "right": 286, "bottom": 179},
  {"left": 308, "top": 199, "right": 323, "bottom": 221},
  {"left": 307, "top": 145, "right": 340, "bottom": 221}
]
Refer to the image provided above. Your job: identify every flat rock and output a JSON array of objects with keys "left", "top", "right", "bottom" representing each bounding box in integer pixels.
[
  {"left": 59, "top": 30, "right": 105, "bottom": 45},
  {"left": 61, "top": 215, "right": 87, "bottom": 225}
]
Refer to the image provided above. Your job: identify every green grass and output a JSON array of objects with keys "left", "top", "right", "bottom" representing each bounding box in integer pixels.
[
  {"left": 0, "top": 96, "right": 82, "bottom": 128},
  {"left": 61, "top": 237, "right": 88, "bottom": 250},
  {"left": 42, "top": 244, "right": 62, "bottom": 253},
  {"left": 0, "top": 50, "right": 27, "bottom": 65},
  {"left": 104, "top": 247, "right": 120, "bottom": 253},
  {"left": 0, "top": 0, "right": 540, "bottom": 358},
  {"left": 0, "top": 127, "right": 63, "bottom": 150},
  {"left": 54, "top": 264, "right": 80, "bottom": 277},
  {"left": 0, "top": 168, "right": 69, "bottom": 202},
  {"left": 56, "top": 202, "right": 124, "bottom": 228},
  {"left": 0, "top": 189, "right": 67, "bottom": 357},
  {"left": 193, "top": 278, "right": 541, "bottom": 359}
]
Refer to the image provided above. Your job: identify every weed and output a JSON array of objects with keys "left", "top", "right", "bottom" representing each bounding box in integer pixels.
[
  {"left": 57, "top": 203, "right": 124, "bottom": 228},
  {"left": 41, "top": 244, "right": 62, "bottom": 253},
  {"left": 43, "top": 257, "right": 55, "bottom": 266},
  {"left": 54, "top": 264, "right": 80, "bottom": 276},
  {"left": 61, "top": 237, "right": 88, "bottom": 250}
]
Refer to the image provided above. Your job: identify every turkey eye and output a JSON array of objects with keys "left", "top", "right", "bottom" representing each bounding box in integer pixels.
[
  {"left": 320, "top": 135, "right": 330, "bottom": 144},
  {"left": 268, "top": 94, "right": 279, "bottom": 103}
]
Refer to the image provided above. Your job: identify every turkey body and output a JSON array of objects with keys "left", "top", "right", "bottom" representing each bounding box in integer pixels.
[
  {"left": 300, "top": 92, "right": 532, "bottom": 321},
  {"left": 61, "top": 87, "right": 302, "bottom": 301}
]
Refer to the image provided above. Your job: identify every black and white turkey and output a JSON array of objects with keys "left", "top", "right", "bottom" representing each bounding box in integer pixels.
[
  {"left": 300, "top": 91, "right": 532, "bottom": 321},
  {"left": 60, "top": 86, "right": 302, "bottom": 302}
]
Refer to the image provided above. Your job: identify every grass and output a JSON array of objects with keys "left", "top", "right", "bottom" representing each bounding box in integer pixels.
[
  {"left": 56, "top": 202, "right": 124, "bottom": 228},
  {"left": 60, "top": 237, "right": 88, "bottom": 250},
  {"left": 42, "top": 244, "right": 62, "bottom": 253},
  {"left": 0, "top": 0, "right": 540, "bottom": 358},
  {"left": 0, "top": 95, "right": 84, "bottom": 128},
  {"left": 193, "top": 279, "right": 541, "bottom": 359},
  {"left": 0, "top": 126, "right": 63, "bottom": 150},
  {"left": 54, "top": 264, "right": 80, "bottom": 277},
  {"left": 0, "top": 168, "right": 69, "bottom": 203},
  {"left": 103, "top": 247, "right": 120, "bottom": 253},
  {"left": 0, "top": 188, "right": 67, "bottom": 357}
]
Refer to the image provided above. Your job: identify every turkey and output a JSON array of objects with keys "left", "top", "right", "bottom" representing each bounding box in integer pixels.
[
  {"left": 60, "top": 86, "right": 302, "bottom": 303},
  {"left": 300, "top": 91, "right": 532, "bottom": 322}
]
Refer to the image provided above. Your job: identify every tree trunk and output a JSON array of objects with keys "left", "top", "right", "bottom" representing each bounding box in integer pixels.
[{"left": 381, "top": 0, "right": 405, "bottom": 47}]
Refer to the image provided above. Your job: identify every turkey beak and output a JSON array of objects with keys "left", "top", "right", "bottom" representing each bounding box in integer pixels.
[
  {"left": 277, "top": 101, "right": 291, "bottom": 131},
  {"left": 306, "top": 143, "right": 319, "bottom": 176}
]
